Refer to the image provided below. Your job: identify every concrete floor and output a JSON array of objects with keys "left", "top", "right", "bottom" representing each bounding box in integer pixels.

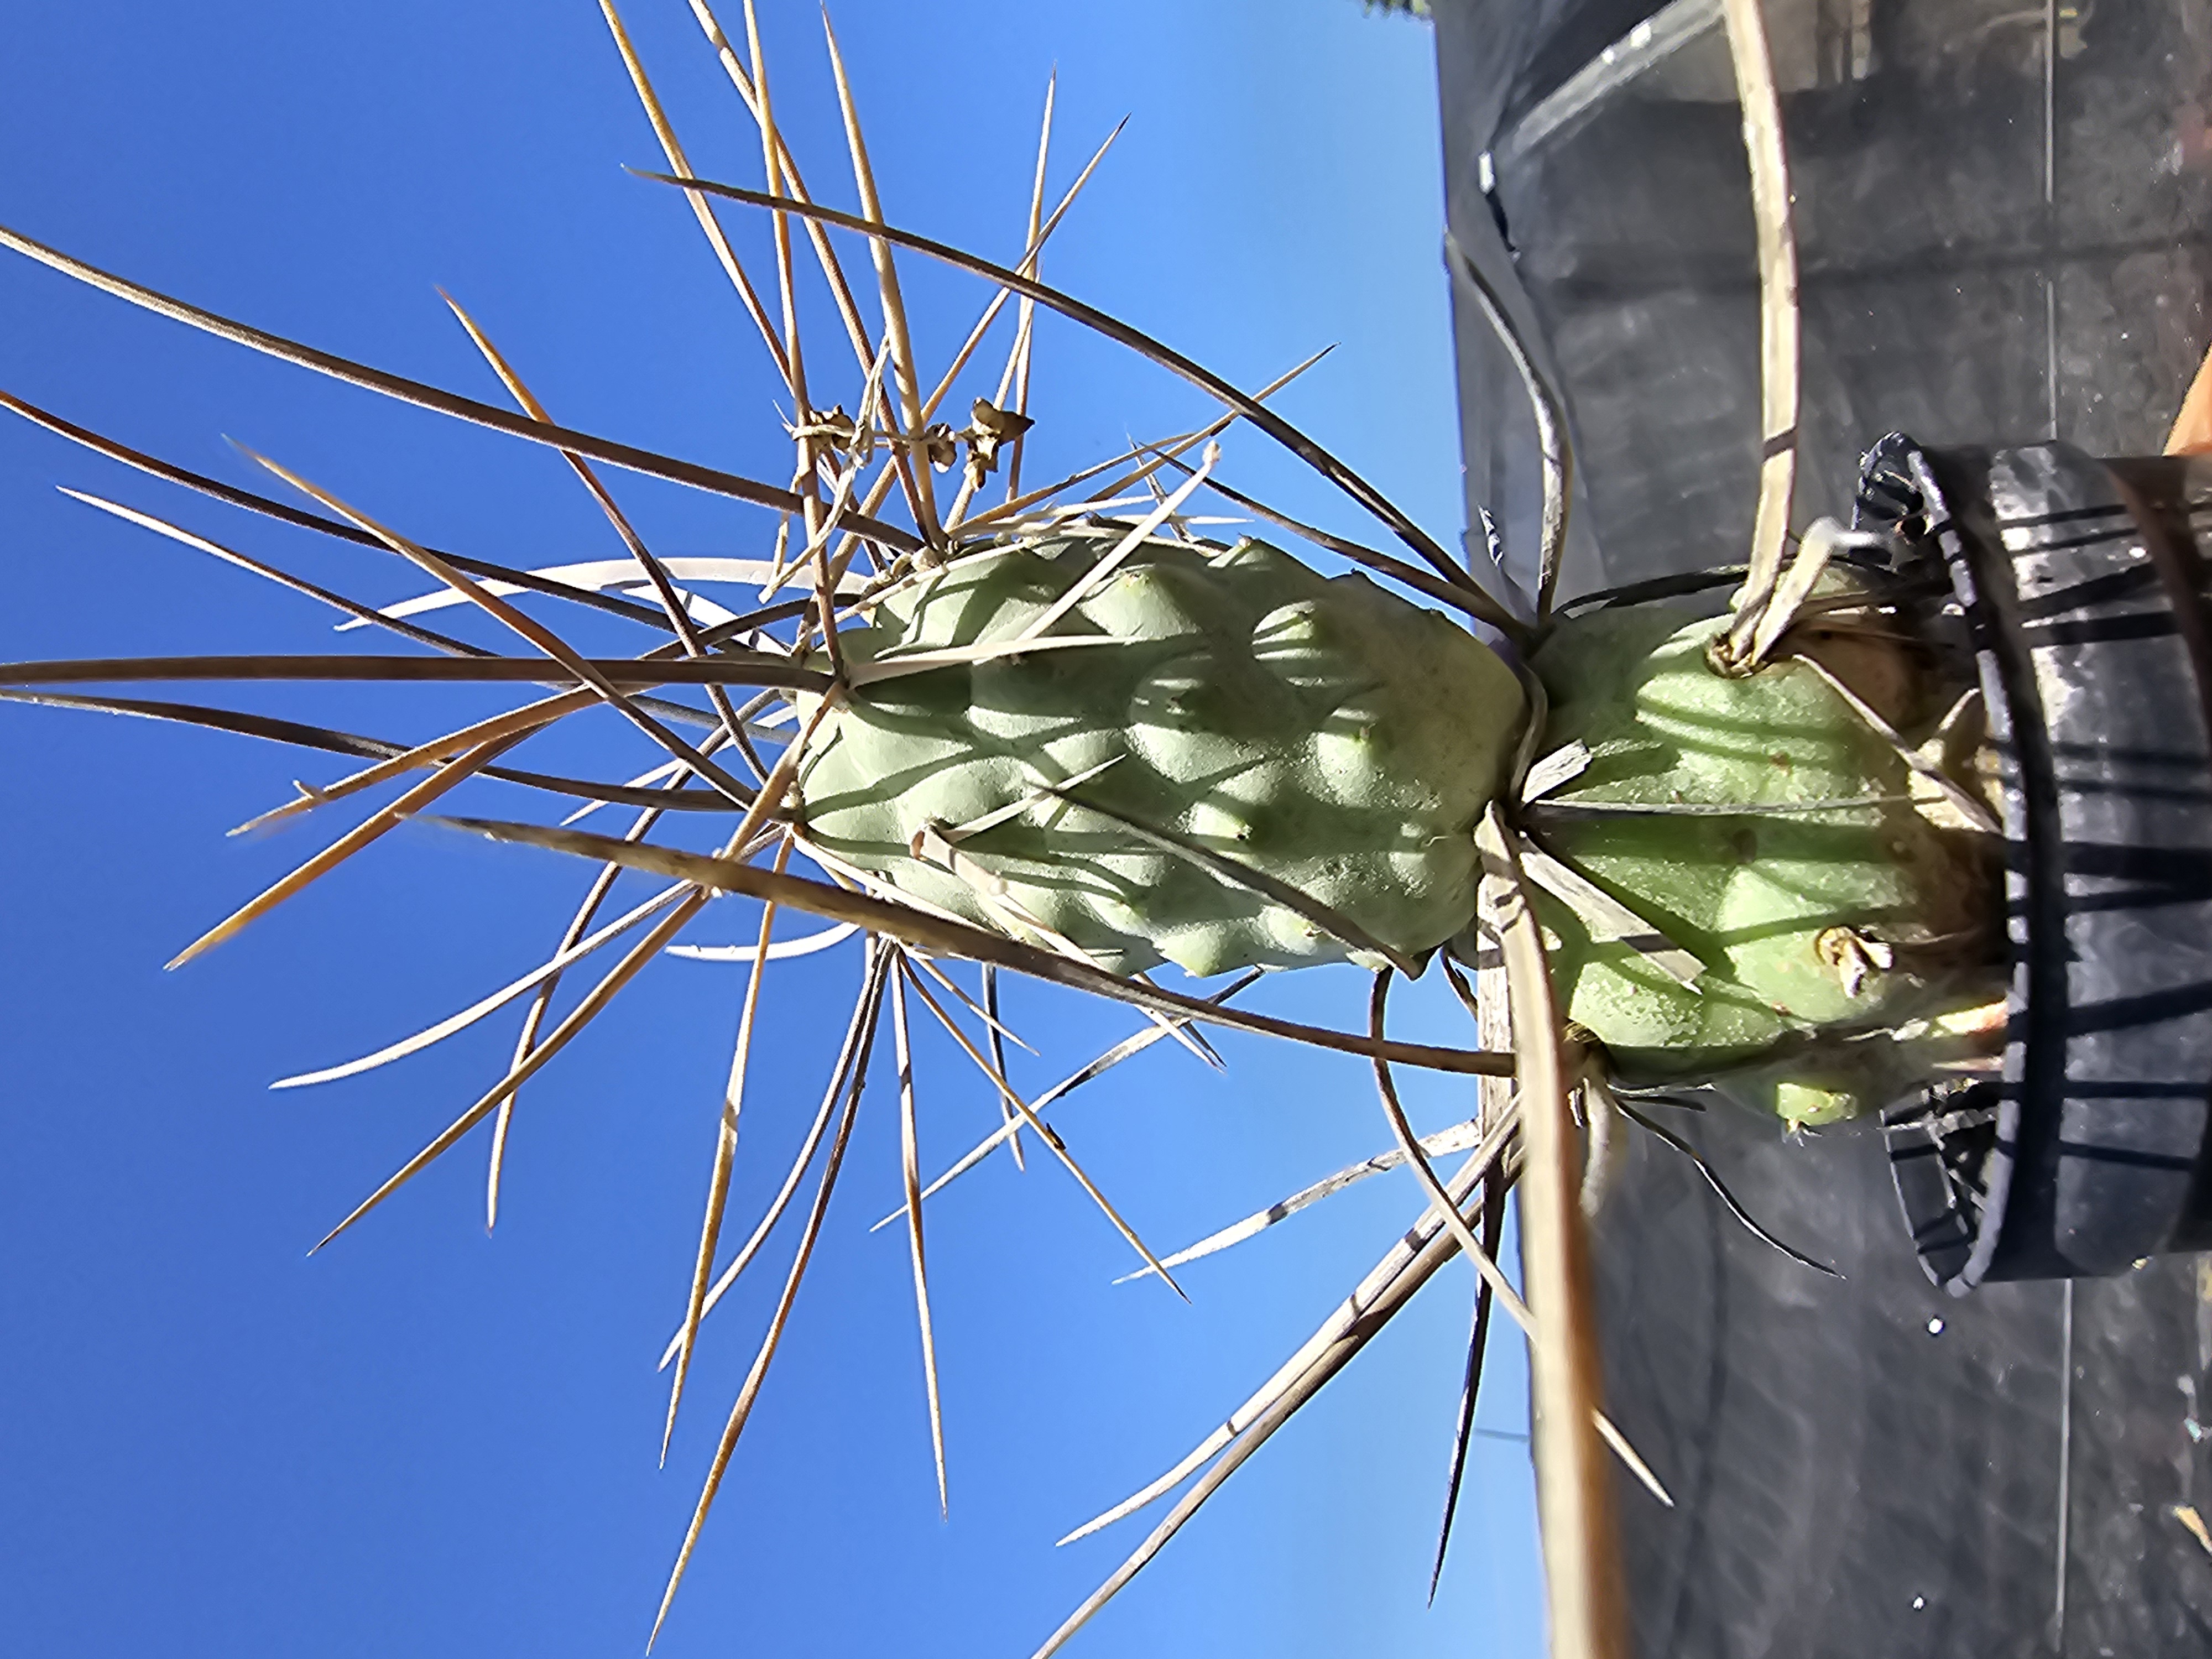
[{"left": 1434, "top": 2, "right": 2212, "bottom": 1652}]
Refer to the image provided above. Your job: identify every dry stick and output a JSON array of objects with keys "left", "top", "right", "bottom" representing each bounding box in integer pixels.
[
  {"left": 91, "top": 500, "right": 805, "bottom": 734},
  {"left": 1460, "top": 897, "right": 1518, "bottom": 1594},
  {"left": 779, "top": 352, "right": 896, "bottom": 691},
  {"left": 928, "top": 350, "right": 1322, "bottom": 564},
  {"left": 239, "top": 448, "right": 761, "bottom": 808},
  {"left": 347, "top": 556, "right": 792, "bottom": 643},
  {"left": 808, "top": 457, "right": 900, "bottom": 604},
  {"left": 890, "top": 963, "right": 951, "bottom": 1515},
  {"left": 683, "top": 0, "right": 932, "bottom": 530},
  {"left": 166, "top": 729, "right": 530, "bottom": 969},
  {"left": 1718, "top": 0, "right": 1801, "bottom": 661},
  {"left": 793, "top": 830, "right": 1021, "bottom": 935},
  {"left": 1003, "top": 71, "right": 1051, "bottom": 504},
  {"left": 269, "top": 881, "right": 687, "bottom": 1092},
  {"left": 7, "top": 390, "right": 680, "bottom": 633},
  {"left": 762, "top": 457, "right": 802, "bottom": 601},
  {"left": 831, "top": 808, "right": 1246, "bottom": 1070},
  {"left": 891, "top": 832, "right": 1239, "bottom": 1074},
  {"left": 0, "top": 226, "right": 923, "bottom": 554},
  {"left": 1513, "top": 832, "right": 1704, "bottom": 989},
  {"left": 649, "top": 944, "right": 885, "bottom": 1651},
  {"left": 687, "top": 0, "right": 869, "bottom": 375},
  {"left": 940, "top": 74, "right": 1059, "bottom": 530},
  {"left": 1560, "top": 564, "right": 1749, "bottom": 616},
  {"left": 880, "top": 969, "right": 1265, "bottom": 1231},
  {"left": 1438, "top": 950, "right": 1485, "bottom": 1036},
  {"left": 445, "top": 817, "right": 1516, "bottom": 1080},
  {"left": 664, "top": 836, "right": 791, "bottom": 1460},
  {"left": 1368, "top": 972, "right": 1517, "bottom": 1302},
  {"left": 439, "top": 291, "right": 750, "bottom": 748},
  {"left": 712, "top": 684, "right": 799, "bottom": 794},
  {"left": 1783, "top": 576, "right": 1947, "bottom": 625},
  {"left": 941, "top": 347, "right": 1335, "bottom": 561},
  {"left": 686, "top": 0, "right": 860, "bottom": 359},
  {"left": 898, "top": 964, "right": 1187, "bottom": 1300},
  {"left": 1431, "top": 1168, "right": 1507, "bottom": 1600},
  {"left": 772, "top": 493, "right": 870, "bottom": 699},
  {"left": 599, "top": 0, "right": 790, "bottom": 389},
  {"left": 952, "top": 428, "right": 1197, "bottom": 544},
  {"left": 901, "top": 952, "right": 1034, "bottom": 1057},
  {"left": 738, "top": 0, "right": 828, "bottom": 577},
  {"left": 0, "top": 685, "right": 731, "bottom": 822},
  {"left": 1407, "top": 947, "right": 1513, "bottom": 1601},
  {"left": 1009, "top": 108, "right": 1064, "bottom": 415},
  {"left": 1032, "top": 1118, "right": 1642, "bottom": 1659},
  {"left": 1060, "top": 1102, "right": 1525, "bottom": 1543},
  {"left": 634, "top": 175, "right": 1477, "bottom": 593},
  {"left": 923, "top": 118, "right": 1120, "bottom": 434},
  {"left": 1031, "top": 1371, "right": 1295, "bottom": 1659},
  {"left": 655, "top": 948, "right": 889, "bottom": 1370},
  {"left": 315, "top": 700, "right": 826, "bottom": 1254},
  {"left": 1138, "top": 472, "right": 1193, "bottom": 546},
  {"left": 1441, "top": 231, "right": 1571, "bottom": 624},
  {"left": 979, "top": 963, "right": 1024, "bottom": 1170},
  {"left": 1367, "top": 973, "right": 1663, "bottom": 1520},
  {"left": 0, "top": 653, "right": 828, "bottom": 694},
  {"left": 1143, "top": 447, "right": 1523, "bottom": 637},
  {"left": 548, "top": 729, "right": 757, "bottom": 829},
  {"left": 1477, "top": 805, "right": 1626, "bottom": 1659},
  {"left": 312, "top": 887, "right": 712, "bottom": 1254},
  {"left": 304, "top": 555, "right": 771, "bottom": 631},
  {"left": 361, "top": 539, "right": 786, "bottom": 654},
  {"left": 819, "top": 9, "right": 941, "bottom": 542},
  {"left": 58, "top": 484, "right": 756, "bottom": 745},
  {"left": 1114, "top": 1112, "right": 1488, "bottom": 1283},
  {"left": 1745, "top": 518, "right": 1839, "bottom": 667},
  {"left": 1787, "top": 651, "right": 2002, "bottom": 836},
  {"left": 668, "top": 920, "right": 854, "bottom": 964},
  {"left": 59, "top": 488, "right": 492, "bottom": 660},
  {"left": 764, "top": 341, "right": 890, "bottom": 606},
  {"left": 492, "top": 835, "right": 658, "bottom": 1226},
  {"left": 1031, "top": 1109, "right": 1525, "bottom": 1659},
  {"left": 242, "top": 689, "right": 596, "bottom": 834},
  {"left": 1526, "top": 792, "right": 1914, "bottom": 822}
]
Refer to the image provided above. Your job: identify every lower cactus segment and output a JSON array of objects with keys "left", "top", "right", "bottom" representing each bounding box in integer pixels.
[
  {"left": 1526, "top": 602, "right": 1996, "bottom": 1125},
  {"left": 795, "top": 532, "right": 1527, "bottom": 977}
]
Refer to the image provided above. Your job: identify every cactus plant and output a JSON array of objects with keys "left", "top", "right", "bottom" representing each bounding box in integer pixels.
[
  {"left": 0, "top": 4, "right": 2010, "bottom": 1657},
  {"left": 796, "top": 531, "right": 1526, "bottom": 977},
  {"left": 795, "top": 527, "right": 1997, "bottom": 1128},
  {"left": 1525, "top": 600, "right": 1996, "bottom": 1127}
]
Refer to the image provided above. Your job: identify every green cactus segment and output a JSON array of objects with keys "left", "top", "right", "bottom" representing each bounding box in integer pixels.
[
  {"left": 796, "top": 533, "right": 1525, "bottom": 977},
  {"left": 1529, "top": 605, "right": 1985, "bottom": 1125}
]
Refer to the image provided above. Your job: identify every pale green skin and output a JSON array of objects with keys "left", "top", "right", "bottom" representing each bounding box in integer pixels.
[
  {"left": 796, "top": 533, "right": 1525, "bottom": 977},
  {"left": 1531, "top": 605, "right": 1984, "bottom": 1125},
  {"left": 799, "top": 538, "right": 1983, "bottom": 1123}
]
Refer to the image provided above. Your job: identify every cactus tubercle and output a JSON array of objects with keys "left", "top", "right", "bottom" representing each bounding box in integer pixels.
[{"left": 795, "top": 531, "right": 1527, "bottom": 977}]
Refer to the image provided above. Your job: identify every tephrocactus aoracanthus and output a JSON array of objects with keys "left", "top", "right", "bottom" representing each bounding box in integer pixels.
[{"left": 796, "top": 526, "right": 1996, "bottom": 1126}]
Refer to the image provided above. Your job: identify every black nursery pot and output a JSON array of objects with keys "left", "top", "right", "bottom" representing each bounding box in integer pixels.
[{"left": 1870, "top": 438, "right": 2212, "bottom": 1294}]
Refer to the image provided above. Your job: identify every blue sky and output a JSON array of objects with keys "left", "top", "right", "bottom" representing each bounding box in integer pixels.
[{"left": 0, "top": 3, "right": 1542, "bottom": 1655}]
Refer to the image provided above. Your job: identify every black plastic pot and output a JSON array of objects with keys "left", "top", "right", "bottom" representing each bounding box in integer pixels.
[{"left": 1871, "top": 437, "right": 2212, "bottom": 1292}]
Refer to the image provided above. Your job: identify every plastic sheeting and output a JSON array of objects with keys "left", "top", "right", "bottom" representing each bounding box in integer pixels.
[{"left": 1432, "top": 2, "right": 2212, "bottom": 1652}]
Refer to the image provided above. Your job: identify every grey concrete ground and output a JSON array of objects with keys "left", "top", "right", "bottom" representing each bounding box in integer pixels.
[{"left": 1434, "top": 2, "right": 2212, "bottom": 1652}]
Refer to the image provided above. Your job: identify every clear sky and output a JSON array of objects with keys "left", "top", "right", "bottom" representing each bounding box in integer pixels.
[{"left": 0, "top": 3, "right": 1543, "bottom": 1655}]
